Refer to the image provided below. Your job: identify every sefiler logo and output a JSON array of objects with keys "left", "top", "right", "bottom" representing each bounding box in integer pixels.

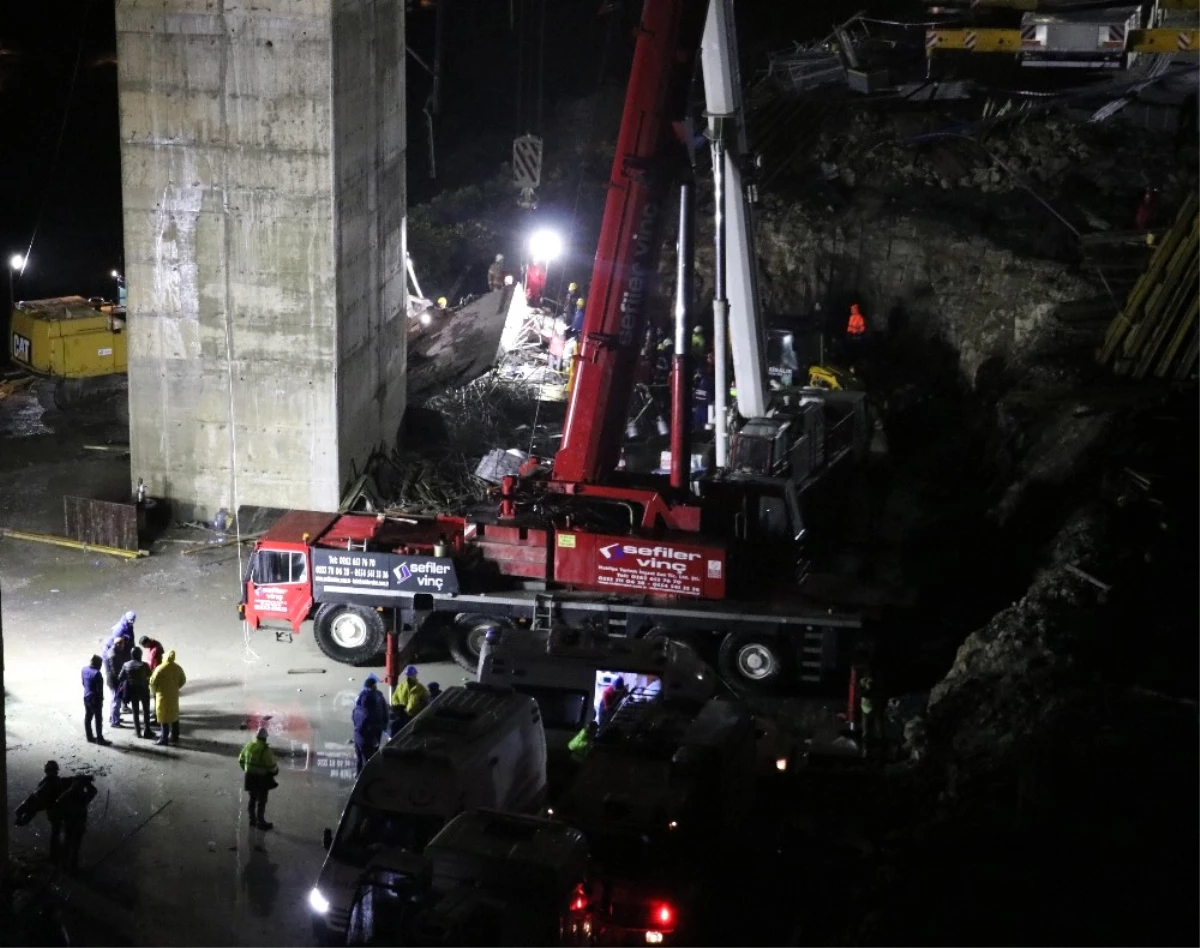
[
  {"left": 393, "top": 561, "right": 453, "bottom": 591},
  {"left": 600, "top": 542, "right": 700, "bottom": 575}
]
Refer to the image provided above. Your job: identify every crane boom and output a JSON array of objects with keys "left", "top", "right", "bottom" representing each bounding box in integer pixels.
[
  {"left": 701, "top": 0, "right": 767, "bottom": 426},
  {"left": 552, "top": 0, "right": 708, "bottom": 485}
]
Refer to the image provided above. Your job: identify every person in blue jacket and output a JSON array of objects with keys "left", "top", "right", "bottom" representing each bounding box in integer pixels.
[
  {"left": 82, "top": 656, "right": 110, "bottom": 745},
  {"left": 351, "top": 675, "right": 389, "bottom": 774}
]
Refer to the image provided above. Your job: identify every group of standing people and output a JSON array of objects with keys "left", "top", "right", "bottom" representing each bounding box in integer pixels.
[
  {"left": 350, "top": 665, "right": 440, "bottom": 775},
  {"left": 87, "top": 610, "right": 184, "bottom": 746}
]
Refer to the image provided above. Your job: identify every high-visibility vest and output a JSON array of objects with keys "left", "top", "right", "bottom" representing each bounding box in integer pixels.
[{"left": 847, "top": 306, "right": 867, "bottom": 336}]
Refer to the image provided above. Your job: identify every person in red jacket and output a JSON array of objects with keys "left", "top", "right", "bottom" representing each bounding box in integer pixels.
[
  {"left": 597, "top": 676, "right": 628, "bottom": 728},
  {"left": 846, "top": 303, "right": 867, "bottom": 337},
  {"left": 139, "top": 635, "right": 165, "bottom": 671}
]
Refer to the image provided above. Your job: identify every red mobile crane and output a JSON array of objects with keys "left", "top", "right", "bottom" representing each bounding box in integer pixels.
[{"left": 240, "top": 0, "right": 867, "bottom": 695}]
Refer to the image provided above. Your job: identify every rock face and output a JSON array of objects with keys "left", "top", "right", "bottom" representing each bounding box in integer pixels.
[{"left": 751, "top": 194, "right": 1094, "bottom": 384}]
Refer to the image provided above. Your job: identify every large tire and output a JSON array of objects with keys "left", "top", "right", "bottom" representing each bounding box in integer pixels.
[
  {"left": 717, "top": 631, "right": 789, "bottom": 696},
  {"left": 312, "top": 603, "right": 386, "bottom": 666},
  {"left": 448, "top": 614, "right": 511, "bottom": 672}
]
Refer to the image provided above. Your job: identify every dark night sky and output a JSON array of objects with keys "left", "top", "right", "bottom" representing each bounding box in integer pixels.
[{"left": 0, "top": 0, "right": 853, "bottom": 302}]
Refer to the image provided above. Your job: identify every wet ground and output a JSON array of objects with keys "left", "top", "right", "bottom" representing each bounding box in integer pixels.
[{"left": 0, "top": 391, "right": 472, "bottom": 946}]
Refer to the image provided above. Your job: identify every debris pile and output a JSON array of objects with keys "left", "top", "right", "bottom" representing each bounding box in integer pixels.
[{"left": 345, "top": 364, "right": 566, "bottom": 516}]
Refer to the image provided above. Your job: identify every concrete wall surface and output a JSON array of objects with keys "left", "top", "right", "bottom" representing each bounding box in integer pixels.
[{"left": 116, "top": 0, "right": 406, "bottom": 518}]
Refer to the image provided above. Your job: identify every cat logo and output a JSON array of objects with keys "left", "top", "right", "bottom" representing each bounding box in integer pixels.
[{"left": 12, "top": 333, "right": 31, "bottom": 364}]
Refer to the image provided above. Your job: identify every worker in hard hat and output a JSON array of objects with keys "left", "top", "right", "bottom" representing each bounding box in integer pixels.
[
  {"left": 690, "top": 325, "right": 706, "bottom": 358},
  {"left": 487, "top": 254, "right": 506, "bottom": 291},
  {"left": 389, "top": 665, "right": 430, "bottom": 736},
  {"left": 570, "top": 296, "right": 587, "bottom": 336},
  {"left": 563, "top": 281, "right": 579, "bottom": 316},
  {"left": 435, "top": 296, "right": 450, "bottom": 318}
]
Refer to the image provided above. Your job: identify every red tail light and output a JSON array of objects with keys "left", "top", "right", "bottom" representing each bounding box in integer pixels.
[
  {"left": 570, "top": 884, "right": 588, "bottom": 913},
  {"left": 650, "top": 902, "right": 675, "bottom": 929}
]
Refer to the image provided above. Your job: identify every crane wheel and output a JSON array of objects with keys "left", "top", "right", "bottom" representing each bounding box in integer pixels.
[
  {"left": 717, "top": 631, "right": 789, "bottom": 695},
  {"left": 448, "top": 614, "right": 512, "bottom": 672},
  {"left": 313, "top": 603, "right": 386, "bottom": 665}
]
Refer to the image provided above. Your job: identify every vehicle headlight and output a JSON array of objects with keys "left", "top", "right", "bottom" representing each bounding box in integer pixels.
[{"left": 309, "top": 887, "right": 331, "bottom": 914}]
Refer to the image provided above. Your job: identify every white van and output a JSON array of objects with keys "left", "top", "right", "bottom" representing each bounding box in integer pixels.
[
  {"left": 310, "top": 683, "right": 548, "bottom": 941},
  {"left": 478, "top": 627, "right": 717, "bottom": 755},
  {"left": 341, "top": 809, "right": 592, "bottom": 946}
]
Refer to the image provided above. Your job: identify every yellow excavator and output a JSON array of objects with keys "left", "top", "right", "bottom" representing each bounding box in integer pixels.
[
  {"left": 807, "top": 363, "right": 864, "bottom": 392},
  {"left": 9, "top": 295, "right": 128, "bottom": 415}
]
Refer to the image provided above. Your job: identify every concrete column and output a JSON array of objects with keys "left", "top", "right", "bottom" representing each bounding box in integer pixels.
[{"left": 116, "top": 0, "right": 406, "bottom": 518}]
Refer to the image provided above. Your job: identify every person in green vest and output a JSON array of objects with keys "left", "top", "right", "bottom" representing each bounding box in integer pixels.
[
  {"left": 238, "top": 727, "right": 280, "bottom": 830},
  {"left": 568, "top": 721, "right": 598, "bottom": 762}
]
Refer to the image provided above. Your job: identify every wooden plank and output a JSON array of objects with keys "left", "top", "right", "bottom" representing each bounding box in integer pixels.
[
  {"left": 1156, "top": 296, "right": 1199, "bottom": 378},
  {"left": 63, "top": 496, "right": 139, "bottom": 552}
]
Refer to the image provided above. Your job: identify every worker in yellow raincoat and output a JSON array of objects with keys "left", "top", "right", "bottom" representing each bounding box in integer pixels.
[
  {"left": 389, "top": 665, "right": 430, "bottom": 736},
  {"left": 149, "top": 650, "right": 187, "bottom": 747}
]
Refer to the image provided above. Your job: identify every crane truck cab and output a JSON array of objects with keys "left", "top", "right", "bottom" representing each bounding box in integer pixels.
[
  {"left": 555, "top": 697, "right": 757, "bottom": 946},
  {"left": 343, "top": 810, "right": 593, "bottom": 947},
  {"left": 310, "top": 683, "right": 547, "bottom": 943},
  {"left": 478, "top": 626, "right": 717, "bottom": 757}
]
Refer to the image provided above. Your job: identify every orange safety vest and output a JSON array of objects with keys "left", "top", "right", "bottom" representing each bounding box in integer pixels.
[{"left": 847, "top": 304, "right": 867, "bottom": 336}]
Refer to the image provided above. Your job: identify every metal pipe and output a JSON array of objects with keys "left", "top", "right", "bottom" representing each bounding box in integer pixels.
[
  {"left": 711, "top": 135, "right": 729, "bottom": 469},
  {"left": 670, "top": 183, "right": 694, "bottom": 492}
]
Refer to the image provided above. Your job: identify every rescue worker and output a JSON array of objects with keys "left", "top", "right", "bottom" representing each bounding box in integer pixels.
[
  {"left": 846, "top": 303, "right": 867, "bottom": 338},
  {"left": 690, "top": 325, "right": 706, "bottom": 358},
  {"left": 138, "top": 634, "right": 165, "bottom": 672},
  {"left": 150, "top": 649, "right": 187, "bottom": 746},
  {"left": 563, "top": 281, "right": 579, "bottom": 316},
  {"left": 389, "top": 665, "right": 431, "bottom": 735},
  {"left": 55, "top": 773, "right": 98, "bottom": 874},
  {"left": 597, "top": 676, "right": 628, "bottom": 729},
  {"left": 562, "top": 333, "right": 580, "bottom": 395},
  {"left": 428, "top": 682, "right": 442, "bottom": 701},
  {"left": 238, "top": 727, "right": 279, "bottom": 830},
  {"left": 548, "top": 317, "right": 569, "bottom": 371},
  {"left": 487, "top": 253, "right": 506, "bottom": 291},
  {"left": 102, "top": 627, "right": 133, "bottom": 728},
  {"left": 435, "top": 296, "right": 450, "bottom": 318},
  {"left": 568, "top": 721, "right": 598, "bottom": 762},
  {"left": 570, "top": 296, "right": 586, "bottom": 336},
  {"left": 82, "top": 655, "right": 110, "bottom": 745},
  {"left": 14, "top": 761, "right": 69, "bottom": 863},
  {"left": 525, "top": 260, "right": 548, "bottom": 307},
  {"left": 352, "top": 675, "right": 389, "bottom": 774},
  {"left": 118, "top": 646, "right": 155, "bottom": 740}
]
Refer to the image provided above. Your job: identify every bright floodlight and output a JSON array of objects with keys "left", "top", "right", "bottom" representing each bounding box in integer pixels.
[
  {"left": 528, "top": 228, "right": 563, "bottom": 262},
  {"left": 111, "top": 270, "right": 120, "bottom": 279},
  {"left": 9, "top": 254, "right": 24, "bottom": 271}
]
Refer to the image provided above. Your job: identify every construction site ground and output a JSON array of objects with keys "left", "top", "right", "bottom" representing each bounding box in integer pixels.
[{"left": 0, "top": 393, "right": 477, "bottom": 946}]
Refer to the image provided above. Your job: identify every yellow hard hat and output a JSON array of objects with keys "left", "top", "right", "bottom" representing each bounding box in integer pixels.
[
  {"left": 437, "top": 296, "right": 448, "bottom": 308},
  {"left": 568, "top": 282, "right": 578, "bottom": 292},
  {"left": 576, "top": 297, "right": 586, "bottom": 308}
]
